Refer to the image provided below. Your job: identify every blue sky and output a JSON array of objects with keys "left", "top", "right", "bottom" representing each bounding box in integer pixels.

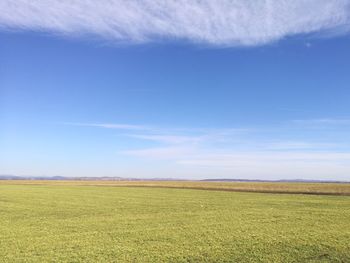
[{"left": 1, "top": 1, "right": 350, "bottom": 180}]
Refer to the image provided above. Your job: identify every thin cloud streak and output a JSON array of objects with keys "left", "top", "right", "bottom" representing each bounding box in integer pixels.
[
  {"left": 65, "top": 122, "right": 249, "bottom": 139},
  {"left": 64, "top": 122, "right": 148, "bottom": 130},
  {"left": 123, "top": 146, "right": 196, "bottom": 159},
  {"left": 178, "top": 152, "right": 350, "bottom": 180},
  {"left": 125, "top": 146, "right": 350, "bottom": 179},
  {"left": 127, "top": 134, "right": 204, "bottom": 145},
  {"left": 178, "top": 152, "right": 350, "bottom": 165},
  {"left": 64, "top": 120, "right": 350, "bottom": 179},
  {"left": 1, "top": 1, "right": 350, "bottom": 46},
  {"left": 265, "top": 141, "right": 337, "bottom": 150}
]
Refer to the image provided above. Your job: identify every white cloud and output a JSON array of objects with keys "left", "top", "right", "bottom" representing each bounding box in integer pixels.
[
  {"left": 123, "top": 146, "right": 195, "bottom": 159},
  {"left": 177, "top": 152, "right": 350, "bottom": 180},
  {"left": 124, "top": 146, "right": 350, "bottom": 179},
  {"left": 178, "top": 152, "right": 350, "bottom": 166},
  {"left": 65, "top": 120, "right": 350, "bottom": 179},
  {"left": 64, "top": 122, "right": 148, "bottom": 130},
  {"left": 127, "top": 134, "right": 203, "bottom": 144},
  {"left": 266, "top": 141, "right": 336, "bottom": 150},
  {"left": 0, "top": 0, "right": 349, "bottom": 46}
]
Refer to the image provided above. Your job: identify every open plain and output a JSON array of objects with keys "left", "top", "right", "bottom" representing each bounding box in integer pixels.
[{"left": 0, "top": 181, "right": 349, "bottom": 262}]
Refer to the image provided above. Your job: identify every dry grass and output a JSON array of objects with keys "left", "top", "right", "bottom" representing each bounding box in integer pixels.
[{"left": 1, "top": 180, "right": 349, "bottom": 195}]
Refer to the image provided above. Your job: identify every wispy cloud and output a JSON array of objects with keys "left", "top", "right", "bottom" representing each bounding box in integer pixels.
[
  {"left": 179, "top": 152, "right": 350, "bottom": 166},
  {"left": 266, "top": 141, "right": 336, "bottom": 150},
  {"left": 64, "top": 120, "right": 350, "bottom": 179},
  {"left": 177, "top": 151, "right": 350, "bottom": 179},
  {"left": 123, "top": 146, "right": 196, "bottom": 159},
  {"left": 65, "top": 122, "right": 248, "bottom": 141},
  {"left": 127, "top": 134, "right": 203, "bottom": 145},
  {"left": 1, "top": 1, "right": 349, "bottom": 46},
  {"left": 123, "top": 144, "right": 350, "bottom": 179},
  {"left": 64, "top": 122, "right": 148, "bottom": 130}
]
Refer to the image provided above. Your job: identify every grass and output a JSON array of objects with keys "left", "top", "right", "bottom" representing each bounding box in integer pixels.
[
  {"left": 0, "top": 182, "right": 349, "bottom": 262},
  {"left": 1, "top": 180, "right": 350, "bottom": 195}
]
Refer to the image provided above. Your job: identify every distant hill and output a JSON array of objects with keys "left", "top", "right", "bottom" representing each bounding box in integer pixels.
[
  {"left": 0, "top": 175, "right": 348, "bottom": 183},
  {"left": 0, "top": 175, "right": 181, "bottom": 181},
  {"left": 0, "top": 175, "right": 24, "bottom": 180}
]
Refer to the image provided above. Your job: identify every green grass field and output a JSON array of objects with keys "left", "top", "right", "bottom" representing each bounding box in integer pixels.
[
  {"left": 2, "top": 180, "right": 350, "bottom": 195},
  {"left": 0, "top": 182, "right": 349, "bottom": 262}
]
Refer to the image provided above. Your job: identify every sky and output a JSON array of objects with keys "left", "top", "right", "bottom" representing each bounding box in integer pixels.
[{"left": 1, "top": 1, "right": 350, "bottom": 181}]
